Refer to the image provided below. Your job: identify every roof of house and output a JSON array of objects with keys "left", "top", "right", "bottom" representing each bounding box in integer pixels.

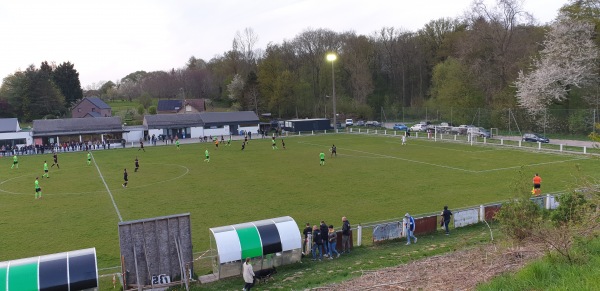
[
  {"left": 32, "top": 117, "right": 123, "bottom": 136},
  {"left": 184, "top": 99, "right": 206, "bottom": 111},
  {"left": 157, "top": 100, "right": 183, "bottom": 112},
  {"left": 157, "top": 99, "right": 206, "bottom": 112},
  {"left": 82, "top": 97, "right": 111, "bottom": 109},
  {"left": 199, "top": 111, "right": 259, "bottom": 126},
  {"left": 144, "top": 113, "right": 204, "bottom": 129},
  {"left": 0, "top": 118, "right": 20, "bottom": 133}
]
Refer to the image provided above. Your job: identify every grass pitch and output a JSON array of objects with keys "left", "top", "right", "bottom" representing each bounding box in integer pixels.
[{"left": 1, "top": 133, "right": 598, "bottom": 270}]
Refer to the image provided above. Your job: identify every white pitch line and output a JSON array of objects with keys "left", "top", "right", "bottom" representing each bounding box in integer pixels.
[
  {"left": 384, "top": 141, "right": 499, "bottom": 153},
  {"left": 91, "top": 153, "right": 123, "bottom": 222},
  {"left": 476, "top": 157, "right": 588, "bottom": 173},
  {"left": 298, "top": 141, "right": 475, "bottom": 172},
  {"left": 299, "top": 140, "right": 590, "bottom": 174}
]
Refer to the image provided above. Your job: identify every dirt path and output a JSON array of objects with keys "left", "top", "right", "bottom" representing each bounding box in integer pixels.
[{"left": 317, "top": 242, "right": 544, "bottom": 290}]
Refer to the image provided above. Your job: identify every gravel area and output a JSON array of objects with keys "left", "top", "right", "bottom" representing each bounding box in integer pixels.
[{"left": 317, "top": 242, "right": 544, "bottom": 291}]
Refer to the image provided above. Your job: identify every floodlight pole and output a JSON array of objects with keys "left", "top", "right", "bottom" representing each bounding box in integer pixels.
[{"left": 327, "top": 53, "right": 337, "bottom": 131}]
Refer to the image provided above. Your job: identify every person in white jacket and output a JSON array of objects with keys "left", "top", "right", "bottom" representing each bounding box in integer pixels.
[{"left": 243, "top": 257, "right": 255, "bottom": 291}]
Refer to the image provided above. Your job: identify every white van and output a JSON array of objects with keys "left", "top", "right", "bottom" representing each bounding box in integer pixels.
[{"left": 345, "top": 119, "right": 353, "bottom": 126}]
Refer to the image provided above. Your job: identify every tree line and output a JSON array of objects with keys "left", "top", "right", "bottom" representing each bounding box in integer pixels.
[{"left": 1, "top": 0, "right": 598, "bottom": 123}]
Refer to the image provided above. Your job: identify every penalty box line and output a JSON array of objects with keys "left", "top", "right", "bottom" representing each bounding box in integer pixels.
[
  {"left": 299, "top": 140, "right": 587, "bottom": 174},
  {"left": 91, "top": 153, "right": 123, "bottom": 222},
  {"left": 297, "top": 141, "right": 475, "bottom": 173}
]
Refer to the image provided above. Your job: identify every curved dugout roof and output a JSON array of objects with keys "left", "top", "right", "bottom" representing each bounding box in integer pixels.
[
  {"left": 209, "top": 216, "right": 301, "bottom": 264},
  {"left": 0, "top": 248, "right": 98, "bottom": 291}
]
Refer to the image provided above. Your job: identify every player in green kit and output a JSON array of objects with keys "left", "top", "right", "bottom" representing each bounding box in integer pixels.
[
  {"left": 204, "top": 149, "right": 210, "bottom": 162},
  {"left": 320, "top": 152, "right": 325, "bottom": 166},
  {"left": 42, "top": 161, "right": 49, "bottom": 178},
  {"left": 87, "top": 152, "right": 91, "bottom": 165},
  {"left": 176, "top": 139, "right": 180, "bottom": 150},
  {"left": 35, "top": 177, "right": 42, "bottom": 199},
  {"left": 11, "top": 154, "right": 18, "bottom": 169},
  {"left": 227, "top": 136, "right": 231, "bottom": 146}
]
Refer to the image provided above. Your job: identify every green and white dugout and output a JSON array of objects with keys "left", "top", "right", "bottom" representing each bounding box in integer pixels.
[
  {"left": 209, "top": 216, "right": 302, "bottom": 279},
  {"left": 0, "top": 248, "right": 98, "bottom": 291}
]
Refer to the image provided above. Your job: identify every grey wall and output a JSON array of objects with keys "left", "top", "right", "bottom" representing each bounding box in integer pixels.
[{"left": 118, "top": 214, "right": 193, "bottom": 286}]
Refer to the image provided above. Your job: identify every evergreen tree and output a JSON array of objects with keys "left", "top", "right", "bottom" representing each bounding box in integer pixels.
[{"left": 52, "top": 61, "right": 83, "bottom": 106}]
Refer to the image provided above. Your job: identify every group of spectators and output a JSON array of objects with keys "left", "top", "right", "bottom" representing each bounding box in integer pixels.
[
  {"left": 302, "top": 216, "right": 352, "bottom": 261},
  {"left": 0, "top": 140, "right": 116, "bottom": 156}
]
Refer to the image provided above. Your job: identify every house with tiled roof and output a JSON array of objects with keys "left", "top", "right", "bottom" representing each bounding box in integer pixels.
[
  {"left": 72, "top": 97, "right": 112, "bottom": 118},
  {"left": 157, "top": 99, "right": 206, "bottom": 114}
]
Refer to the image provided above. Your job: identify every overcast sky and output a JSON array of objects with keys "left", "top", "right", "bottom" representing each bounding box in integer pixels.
[{"left": 0, "top": 0, "right": 568, "bottom": 88}]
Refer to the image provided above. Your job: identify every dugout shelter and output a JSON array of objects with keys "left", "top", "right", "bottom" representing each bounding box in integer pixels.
[
  {"left": 0, "top": 248, "right": 98, "bottom": 291},
  {"left": 209, "top": 216, "right": 302, "bottom": 279}
]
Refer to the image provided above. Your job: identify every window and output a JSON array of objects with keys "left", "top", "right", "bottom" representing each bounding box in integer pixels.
[
  {"left": 92, "top": 108, "right": 95, "bottom": 112},
  {"left": 78, "top": 108, "right": 81, "bottom": 112}
]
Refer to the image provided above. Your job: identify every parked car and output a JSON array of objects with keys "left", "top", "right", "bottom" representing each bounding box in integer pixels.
[
  {"left": 410, "top": 124, "right": 428, "bottom": 132},
  {"left": 366, "top": 121, "right": 381, "bottom": 127},
  {"left": 467, "top": 127, "right": 491, "bottom": 138},
  {"left": 393, "top": 123, "right": 408, "bottom": 131},
  {"left": 345, "top": 119, "right": 353, "bottom": 126},
  {"left": 523, "top": 133, "right": 549, "bottom": 143},
  {"left": 450, "top": 124, "right": 475, "bottom": 135},
  {"left": 356, "top": 120, "right": 365, "bottom": 126}
]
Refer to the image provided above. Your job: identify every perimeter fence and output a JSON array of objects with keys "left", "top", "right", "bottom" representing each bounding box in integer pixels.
[{"left": 380, "top": 107, "right": 600, "bottom": 136}]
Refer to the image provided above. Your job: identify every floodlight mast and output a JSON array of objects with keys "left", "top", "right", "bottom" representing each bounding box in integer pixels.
[{"left": 327, "top": 53, "right": 337, "bottom": 131}]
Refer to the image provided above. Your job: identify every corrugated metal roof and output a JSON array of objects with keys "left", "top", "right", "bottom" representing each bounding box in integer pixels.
[
  {"left": 144, "top": 113, "right": 204, "bottom": 129},
  {"left": 0, "top": 118, "right": 19, "bottom": 133},
  {"left": 32, "top": 117, "right": 123, "bottom": 136},
  {"left": 199, "top": 111, "right": 259, "bottom": 125}
]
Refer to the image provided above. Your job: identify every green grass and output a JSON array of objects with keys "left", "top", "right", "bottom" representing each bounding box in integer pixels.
[
  {"left": 195, "top": 223, "right": 500, "bottom": 290},
  {"left": 1, "top": 133, "right": 600, "bottom": 288},
  {"left": 477, "top": 236, "right": 600, "bottom": 291}
]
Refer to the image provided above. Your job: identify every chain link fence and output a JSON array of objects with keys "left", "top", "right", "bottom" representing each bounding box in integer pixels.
[{"left": 382, "top": 107, "right": 599, "bottom": 136}]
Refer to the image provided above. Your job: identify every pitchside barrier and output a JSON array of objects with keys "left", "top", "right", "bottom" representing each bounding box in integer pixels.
[
  {"left": 331, "top": 127, "right": 600, "bottom": 156},
  {"left": 362, "top": 194, "right": 561, "bottom": 244}
]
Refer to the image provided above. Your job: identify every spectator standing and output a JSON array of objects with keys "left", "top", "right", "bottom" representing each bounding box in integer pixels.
[
  {"left": 242, "top": 257, "right": 255, "bottom": 291},
  {"left": 311, "top": 225, "right": 323, "bottom": 261},
  {"left": 441, "top": 206, "right": 453, "bottom": 235},
  {"left": 302, "top": 223, "right": 312, "bottom": 255},
  {"left": 341, "top": 217, "right": 351, "bottom": 253},
  {"left": 328, "top": 225, "right": 341, "bottom": 259},
  {"left": 404, "top": 213, "right": 417, "bottom": 245},
  {"left": 320, "top": 221, "right": 329, "bottom": 256}
]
